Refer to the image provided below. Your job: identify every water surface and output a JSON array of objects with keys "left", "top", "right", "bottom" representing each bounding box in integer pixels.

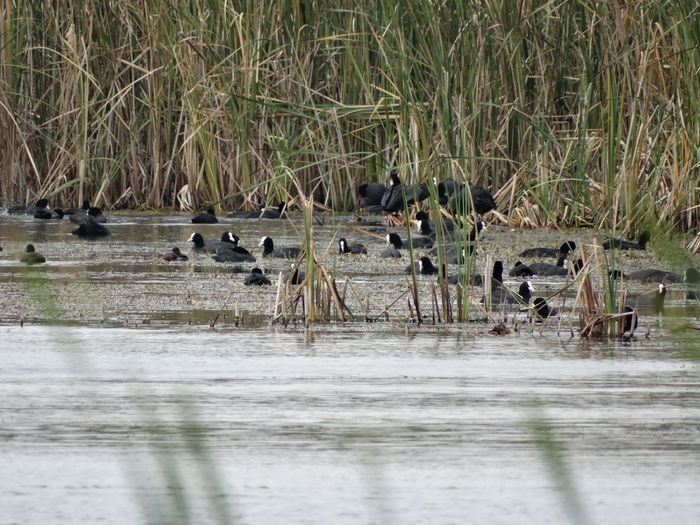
[
  {"left": 1, "top": 325, "right": 699, "bottom": 524},
  {"left": 1, "top": 212, "right": 699, "bottom": 524}
]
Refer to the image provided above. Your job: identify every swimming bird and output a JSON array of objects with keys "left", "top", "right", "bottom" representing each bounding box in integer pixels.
[
  {"left": 509, "top": 261, "right": 534, "bottom": 277},
  {"left": 214, "top": 232, "right": 256, "bottom": 262},
  {"left": 621, "top": 306, "right": 638, "bottom": 334},
  {"left": 259, "top": 236, "right": 300, "bottom": 259},
  {"left": 191, "top": 207, "right": 218, "bottom": 224},
  {"left": 64, "top": 199, "right": 90, "bottom": 216},
  {"left": 519, "top": 241, "right": 576, "bottom": 258},
  {"left": 436, "top": 178, "right": 460, "bottom": 206},
  {"left": 20, "top": 244, "right": 46, "bottom": 264},
  {"left": 603, "top": 231, "right": 650, "bottom": 250},
  {"left": 69, "top": 206, "right": 106, "bottom": 224},
  {"left": 338, "top": 238, "right": 367, "bottom": 255},
  {"left": 244, "top": 267, "right": 272, "bottom": 286},
  {"left": 414, "top": 211, "right": 455, "bottom": 233},
  {"left": 490, "top": 261, "right": 505, "bottom": 287},
  {"left": 380, "top": 234, "right": 402, "bottom": 258},
  {"left": 163, "top": 247, "right": 188, "bottom": 261},
  {"left": 7, "top": 198, "right": 50, "bottom": 216},
  {"left": 87, "top": 207, "right": 107, "bottom": 223},
  {"left": 282, "top": 265, "right": 306, "bottom": 284},
  {"left": 528, "top": 256, "right": 569, "bottom": 277},
  {"left": 213, "top": 247, "right": 256, "bottom": 263},
  {"left": 405, "top": 256, "right": 439, "bottom": 275},
  {"left": 533, "top": 297, "right": 558, "bottom": 319},
  {"left": 34, "top": 206, "right": 64, "bottom": 219},
  {"left": 442, "top": 260, "right": 503, "bottom": 287},
  {"left": 417, "top": 217, "right": 483, "bottom": 241},
  {"left": 188, "top": 232, "right": 221, "bottom": 253},
  {"left": 260, "top": 203, "right": 287, "bottom": 219},
  {"left": 490, "top": 280, "right": 534, "bottom": 306},
  {"left": 570, "top": 259, "right": 585, "bottom": 275},
  {"left": 71, "top": 214, "right": 111, "bottom": 238},
  {"left": 385, "top": 232, "right": 433, "bottom": 251}
]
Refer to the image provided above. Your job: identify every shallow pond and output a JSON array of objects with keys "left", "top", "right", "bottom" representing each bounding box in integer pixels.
[
  {"left": 1, "top": 325, "right": 699, "bottom": 525},
  {"left": 0, "top": 212, "right": 699, "bottom": 524}
]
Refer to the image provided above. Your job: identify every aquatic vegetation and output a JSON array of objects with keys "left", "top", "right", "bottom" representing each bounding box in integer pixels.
[{"left": 0, "top": 1, "right": 697, "bottom": 247}]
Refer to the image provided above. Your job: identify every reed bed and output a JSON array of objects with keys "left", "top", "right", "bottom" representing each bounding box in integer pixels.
[{"left": 1, "top": 1, "right": 698, "bottom": 240}]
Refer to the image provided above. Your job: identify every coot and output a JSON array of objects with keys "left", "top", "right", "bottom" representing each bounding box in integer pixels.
[
  {"left": 509, "top": 261, "right": 534, "bottom": 277},
  {"left": 34, "top": 207, "right": 64, "bottom": 220},
  {"left": 260, "top": 236, "right": 300, "bottom": 259},
  {"left": 528, "top": 256, "right": 569, "bottom": 277},
  {"left": 405, "top": 256, "right": 439, "bottom": 275},
  {"left": 71, "top": 214, "right": 111, "bottom": 238},
  {"left": 244, "top": 267, "right": 272, "bottom": 286},
  {"left": 386, "top": 232, "right": 433, "bottom": 251},
  {"left": 490, "top": 280, "right": 533, "bottom": 305},
  {"left": 380, "top": 234, "right": 402, "bottom": 258},
  {"left": 338, "top": 238, "right": 367, "bottom": 255},
  {"left": 188, "top": 232, "right": 221, "bottom": 253},
  {"left": 621, "top": 306, "right": 638, "bottom": 334},
  {"left": 191, "top": 207, "right": 218, "bottom": 224},
  {"left": 215, "top": 232, "right": 255, "bottom": 261},
  {"left": 533, "top": 297, "right": 558, "bottom": 318},
  {"left": 69, "top": 206, "right": 106, "bottom": 224},
  {"left": 282, "top": 266, "right": 306, "bottom": 285},
  {"left": 7, "top": 198, "right": 50, "bottom": 216},
  {"left": 603, "top": 231, "right": 650, "bottom": 250},
  {"left": 213, "top": 247, "right": 256, "bottom": 263},
  {"left": 519, "top": 241, "right": 576, "bottom": 258},
  {"left": 64, "top": 199, "right": 90, "bottom": 216}
]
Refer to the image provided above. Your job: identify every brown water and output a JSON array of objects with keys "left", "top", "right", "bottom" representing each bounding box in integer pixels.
[{"left": 1, "top": 212, "right": 699, "bottom": 524}]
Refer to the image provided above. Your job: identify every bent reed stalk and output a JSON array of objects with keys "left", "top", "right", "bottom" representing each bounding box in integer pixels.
[{"left": 1, "top": 1, "right": 698, "bottom": 239}]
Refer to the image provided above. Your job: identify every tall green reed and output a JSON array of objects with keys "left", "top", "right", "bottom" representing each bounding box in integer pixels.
[{"left": 1, "top": 1, "right": 698, "bottom": 242}]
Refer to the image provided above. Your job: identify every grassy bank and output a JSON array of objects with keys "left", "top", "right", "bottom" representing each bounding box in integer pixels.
[{"left": 1, "top": 1, "right": 698, "bottom": 234}]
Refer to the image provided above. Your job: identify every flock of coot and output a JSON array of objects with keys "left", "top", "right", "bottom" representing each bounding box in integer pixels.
[{"left": 3, "top": 174, "right": 699, "bottom": 331}]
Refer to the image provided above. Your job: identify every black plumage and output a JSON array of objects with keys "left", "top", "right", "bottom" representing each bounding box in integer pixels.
[
  {"left": 191, "top": 207, "right": 218, "bottom": 224},
  {"left": 260, "top": 236, "right": 300, "bottom": 259},
  {"left": 602, "top": 231, "right": 650, "bottom": 250},
  {"left": 71, "top": 214, "right": 111, "bottom": 238},
  {"left": 519, "top": 241, "right": 576, "bottom": 258},
  {"left": 244, "top": 268, "right": 271, "bottom": 286}
]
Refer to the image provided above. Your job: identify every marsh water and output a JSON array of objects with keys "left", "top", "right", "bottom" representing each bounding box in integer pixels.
[{"left": 1, "top": 213, "right": 699, "bottom": 524}]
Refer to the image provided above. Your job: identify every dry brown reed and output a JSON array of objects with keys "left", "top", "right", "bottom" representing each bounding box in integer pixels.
[{"left": 0, "top": 1, "right": 697, "bottom": 245}]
